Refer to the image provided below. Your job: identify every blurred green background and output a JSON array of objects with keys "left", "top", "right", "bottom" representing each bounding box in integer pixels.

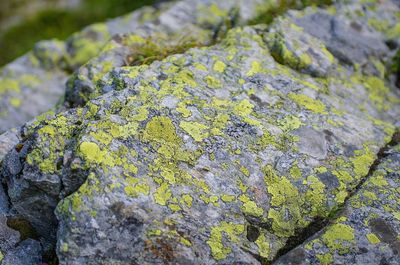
[{"left": 0, "top": 0, "right": 156, "bottom": 67}]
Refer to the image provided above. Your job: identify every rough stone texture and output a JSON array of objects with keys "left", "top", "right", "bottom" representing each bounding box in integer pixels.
[
  {"left": 274, "top": 140, "right": 400, "bottom": 265},
  {"left": 0, "top": 130, "right": 20, "bottom": 163},
  {"left": 0, "top": 0, "right": 399, "bottom": 264},
  {"left": 0, "top": 0, "right": 273, "bottom": 133},
  {"left": 1, "top": 239, "right": 42, "bottom": 265}
]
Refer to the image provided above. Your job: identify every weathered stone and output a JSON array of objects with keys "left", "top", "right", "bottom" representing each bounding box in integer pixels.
[
  {"left": 274, "top": 141, "right": 400, "bottom": 265},
  {"left": 0, "top": 0, "right": 399, "bottom": 264},
  {"left": 0, "top": 129, "right": 20, "bottom": 163},
  {"left": 0, "top": 0, "right": 273, "bottom": 133},
  {"left": 1, "top": 239, "right": 42, "bottom": 265},
  {"left": 0, "top": 216, "right": 20, "bottom": 253}
]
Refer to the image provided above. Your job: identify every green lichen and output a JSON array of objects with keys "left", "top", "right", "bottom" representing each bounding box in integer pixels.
[
  {"left": 366, "top": 233, "right": 380, "bottom": 244},
  {"left": 239, "top": 195, "right": 264, "bottom": 217},
  {"left": 277, "top": 115, "right": 302, "bottom": 131},
  {"left": 206, "top": 222, "right": 245, "bottom": 260},
  {"left": 255, "top": 233, "right": 270, "bottom": 258},
  {"left": 79, "top": 141, "right": 105, "bottom": 163},
  {"left": 179, "top": 121, "right": 209, "bottom": 142},
  {"left": 288, "top": 93, "right": 327, "bottom": 114},
  {"left": 246, "top": 61, "right": 262, "bottom": 76},
  {"left": 213, "top": 60, "right": 227, "bottom": 73},
  {"left": 304, "top": 175, "right": 327, "bottom": 216},
  {"left": 154, "top": 182, "right": 172, "bottom": 206},
  {"left": 316, "top": 253, "right": 333, "bottom": 265},
  {"left": 264, "top": 165, "right": 304, "bottom": 237},
  {"left": 143, "top": 116, "right": 180, "bottom": 143},
  {"left": 351, "top": 146, "right": 375, "bottom": 178},
  {"left": 321, "top": 223, "right": 355, "bottom": 254}
]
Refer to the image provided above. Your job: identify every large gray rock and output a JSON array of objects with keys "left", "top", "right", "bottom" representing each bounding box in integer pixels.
[{"left": 0, "top": 0, "right": 399, "bottom": 264}]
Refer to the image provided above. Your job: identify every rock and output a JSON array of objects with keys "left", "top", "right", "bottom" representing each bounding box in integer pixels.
[
  {"left": 1, "top": 239, "right": 42, "bottom": 265},
  {"left": 0, "top": 216, "right": 20, "bottom": 252},
  {"left": 274, "top": 141, "right": 400, "bottom": 265},
  {"left": 63, "top": 0, "right": 279, "bottom": 107},
  {"left": 0, "top": 0, "right": 273, "bottom": 132},
  {"left": 265, "top": 17, "right": 334, "bottom": 77},
  {"left": 0, "top": 0, "right": 399, "bottom": 264},
  {"left": 0, "top": 129, "right": 20, "bottom": 163}
]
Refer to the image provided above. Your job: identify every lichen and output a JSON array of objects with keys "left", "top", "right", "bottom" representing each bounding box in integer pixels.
[
  {"left": 206, "top": 222, "right": 245, "bottom": 260},
  {"left": 321, "top": 223, "right": 355, "bottom": 254},
  {"left": 288, "top": 93, "right": 327, "bottom": 114},
  {"left": 179, "top": 121, "right": 209, "bottom": 142}
]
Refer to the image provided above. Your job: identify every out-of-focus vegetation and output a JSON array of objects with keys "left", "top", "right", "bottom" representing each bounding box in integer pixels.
[
  {"left": 0, "top": 0, "right": 156, "bottom": 66},
  {"left": 249, "top": 0, "right": 332, "bottom": 25}
]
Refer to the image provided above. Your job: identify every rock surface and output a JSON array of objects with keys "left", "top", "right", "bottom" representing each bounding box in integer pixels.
[
  {"left": 0, "top": 0, "right": 272, "bottom": 133},
  {"left": 274, "top": 137, "right": 400, "bottom": 265},
  {"left": 0, "top": 0, "right": 399, "bottom": 264}
]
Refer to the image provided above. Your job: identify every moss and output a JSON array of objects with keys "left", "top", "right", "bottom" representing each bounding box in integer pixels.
[
  {"left": 206, "top": 222, "right": 245, "bottom": 260},
  {"left": 126, "top": 35, "right": 204, "bottom": 66},
  {"left": 288, "top": 93, "right": 327, "bottom": 114},
  {"left": 248, "top": 0, "right": 332, "bottom": 26}
]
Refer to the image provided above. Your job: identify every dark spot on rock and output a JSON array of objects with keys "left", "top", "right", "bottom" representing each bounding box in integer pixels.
[
  {"left": 350, "top": 21, "right": 362, "bottom": 32},
  {"left": 275, "top": 247, "right": 306, "bottom": 264},
  {"left": 359, "top": 247, "right": 369, "bottom": 254},
  {"left": 385, "top": 40, "right": 397, "bottom": 50},
  {"left": 158, "top": 73, "right": 168, "bottom": 80},
  {"left": 15, "top": 144, "right": 24, "bottom": 153},
  {"left": 112, "top": 34, "right": 123, "bottom": 44},
  {"left": 317, "top": 171, "right": 339, "bottom": 190},
  {"left": 225, "top": 117, "right": 257, "bottom": 139},
  {"left": 7, "top": 216, "right": 39, "bottom": 240},
  {"left": 246, "top": 225, "right": 260, "bottom": 242},
  {"left": 250, "top": 94, "right": 264, "bottom": 107},
  {"left": 379, "top": 257, "right": 389, "bottom": 265},
  {"left": 369, "top": 218, "right": 400, "bottom": 254},
  {"left": 146, "top": 238, "right": 175, "bottom": 263},
  {"left": 344, "top": 144, "right": 358, "bottom": 157},
  {"left": 323, "top": 129, "right": 334, "bottom": 142}
]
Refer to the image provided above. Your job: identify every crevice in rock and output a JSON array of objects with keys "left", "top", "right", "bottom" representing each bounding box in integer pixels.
[{"left": 271, "top": 130, "right": 400, "bottom": 263}]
